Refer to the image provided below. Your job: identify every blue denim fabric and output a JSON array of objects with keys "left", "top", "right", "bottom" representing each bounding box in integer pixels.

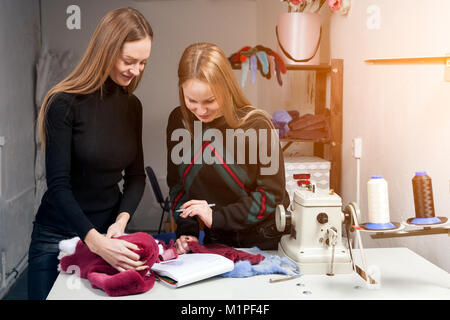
[{"left": 27, "top": 222, "right": 76, "bottom": 300}]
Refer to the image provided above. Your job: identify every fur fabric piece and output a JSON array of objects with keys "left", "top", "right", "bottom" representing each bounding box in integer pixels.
[
  {"left": 88, "top": 265, "right": 155, "bottom": 297},
  {"left": 58, "top": 235, "right": 177, "bottom": 264},
  {"left": 256, "top": 51, "right": 269, "bottom": 76},
  {"left": 57, "top": 236, "right": 81, "bottom": 268},
  {"left": 188, "top": 242, "right": 265, "bottom": 265},
  {"left": 59, "top": 236, "right": 80, "bottom": 255},
  {"left": 250, "top": 55, "right": 258, "bottom": 84},
  {"left": 220, "top": 247, "right": 299, "bottom": 278},
  {"left": 241, "top": 58, "right": 250, "bottom": 87},
  {"left": 156, "top": 239, "right": 178, "bottom": 261},
  {"left": 59, "top": 232, "right": 160, "bottom": 297}
]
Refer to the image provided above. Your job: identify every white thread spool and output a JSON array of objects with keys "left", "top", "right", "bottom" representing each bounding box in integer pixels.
[{"left": 367, "top": 175, "right": 391, "bottom": 225}]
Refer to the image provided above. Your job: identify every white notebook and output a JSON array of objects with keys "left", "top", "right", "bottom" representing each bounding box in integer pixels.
[{"left": 151, "top": 253, "right": 234, "bottom": 288}]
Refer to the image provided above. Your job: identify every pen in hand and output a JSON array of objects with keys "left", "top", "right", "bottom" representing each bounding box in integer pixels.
[{"left": 176, "top": 203, "right": 215, "bottom": 212}]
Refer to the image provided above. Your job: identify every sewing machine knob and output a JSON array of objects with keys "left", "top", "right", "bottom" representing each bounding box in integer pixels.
[
  {"left": 317, "top": 212, "right": 328, "bottom": 224},
  {"left": 276, "top": 204, "right": 290, "bottom": 232}
]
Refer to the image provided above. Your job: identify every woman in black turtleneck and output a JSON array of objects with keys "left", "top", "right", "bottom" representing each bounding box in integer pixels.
[{"left": 28, "top": 8, "right": 153, "bottom": 300}]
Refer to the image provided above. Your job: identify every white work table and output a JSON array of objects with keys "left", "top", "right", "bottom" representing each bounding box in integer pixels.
[{"left": 47, "top": 247, "right": 450, "bottom": 300}]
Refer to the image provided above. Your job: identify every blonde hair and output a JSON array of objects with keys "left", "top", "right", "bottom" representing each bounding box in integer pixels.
[
  {"left": 177, "top": 42, "right": 274, "bottom": 134},
  {"left": 38, "top": 7, "right": 153, "bottom": 151}
]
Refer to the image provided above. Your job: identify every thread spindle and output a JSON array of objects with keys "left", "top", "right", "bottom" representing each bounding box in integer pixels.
[
  {"left": 411, "top": 172, "right": 441, "bottom": 225},
  {"left": 366, "top": 175, "right": 395, "bottom": 230}
]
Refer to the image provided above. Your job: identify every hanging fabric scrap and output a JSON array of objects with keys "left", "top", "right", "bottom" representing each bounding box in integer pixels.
[{"left": 228, "top": 45, "right": 287, "bottom": 87}]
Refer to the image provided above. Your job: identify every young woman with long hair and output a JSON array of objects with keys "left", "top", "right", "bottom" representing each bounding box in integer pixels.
[
  {"left": 29, "top": 8, "right": 153, "bottom": 300},
  {"left": 166, "top": 43, "right": 290, "bottom": 254}
]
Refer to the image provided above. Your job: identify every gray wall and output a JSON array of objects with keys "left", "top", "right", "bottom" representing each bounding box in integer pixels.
[{"left": 0, "top": 0, "right": 41, "bottom": 296}]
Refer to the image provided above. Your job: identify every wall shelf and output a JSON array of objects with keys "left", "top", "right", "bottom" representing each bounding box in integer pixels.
[
  {"left": 365, "top": 55, "right": 450, "bottom": 81},
  {"left": 310, "top": 59, "right": 343, "bottom": 195},
  {"left": 233, "top": 59, "right": 343, "bottom": 194},
  {"left": 286, "top": 64, "right": 332, "bottom": 72},
  {"left": 280, "top": 60, "right": 343, "bottom": 194},
  {"left": 232, "top": 63, "right": 331, "bottom": 72},
  {"left": 231, "top": 59, "right": 343, "bottom": 193},
  {"left": 280, "top": 137, "right": 329, "bottom": 152},
  {"left": 365, "top": 56, "right": 450, "bottom": 64}
]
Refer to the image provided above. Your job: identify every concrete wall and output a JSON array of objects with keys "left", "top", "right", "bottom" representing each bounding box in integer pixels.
[{"left": 0, "top": 0, "right": 41, "bottom": 296}]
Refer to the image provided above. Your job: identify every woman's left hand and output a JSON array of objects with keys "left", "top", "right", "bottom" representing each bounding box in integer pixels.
[
  {"left": 106, "top": 212, "right": 130, "bottom": 238},
  {"left": 179, "top": 200, "right": 213, "bottom": 228}
]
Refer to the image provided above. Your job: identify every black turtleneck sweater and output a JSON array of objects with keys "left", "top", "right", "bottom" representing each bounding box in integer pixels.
[{"left": 35, "top": 78, "right": 146, "bottom": 240}]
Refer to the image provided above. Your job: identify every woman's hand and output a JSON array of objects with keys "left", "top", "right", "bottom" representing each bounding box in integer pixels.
[
  {"left": 85, "top": 229, "right": 148, "bottom": 272},
  {"left": 175, "top": 235, "right": 199, "bottom": 255},
  {"left": 179, "top": 200, "right": 213, "bottom": 228},
  {"left": 106, "top": 212, "right": 130, "bottom": 238}
]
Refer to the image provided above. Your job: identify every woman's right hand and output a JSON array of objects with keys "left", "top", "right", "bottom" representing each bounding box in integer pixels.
[
  {"left": 175, "top": 235, "right": 199, "bottom": 255},
  {"left": 84, "top": 229, "right": 148, "bottom": 272}
]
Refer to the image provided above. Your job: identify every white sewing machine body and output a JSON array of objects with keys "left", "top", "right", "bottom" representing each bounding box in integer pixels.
[{"left": 276, "top": 188, "right": 353, "bottom": 274}]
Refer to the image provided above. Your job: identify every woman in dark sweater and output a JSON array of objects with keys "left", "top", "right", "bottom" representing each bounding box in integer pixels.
[
  {"left": 28, "top": 8, "right": 152, "bottom": 300},
  {"left": 167, "top": 43, "right": 290, "bottom": 254}
]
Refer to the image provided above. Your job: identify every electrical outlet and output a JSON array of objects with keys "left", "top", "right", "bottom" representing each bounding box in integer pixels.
[{"left": 352, "top": 137, "right": 362, "bottom": 159}]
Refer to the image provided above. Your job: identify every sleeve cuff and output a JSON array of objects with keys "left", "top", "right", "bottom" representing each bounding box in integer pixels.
[{"left": 211, "top": 209, "right": 226, "bottom": 231}]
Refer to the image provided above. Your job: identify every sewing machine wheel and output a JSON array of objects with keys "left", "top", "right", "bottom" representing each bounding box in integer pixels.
[
  {"left": 344, "top": 202, "right": 361, "bottom": 228},
  {"left": 275, "top": 204, "right": 287, "bottom": 232}
]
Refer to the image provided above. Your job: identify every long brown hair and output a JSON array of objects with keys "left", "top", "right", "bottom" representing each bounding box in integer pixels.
[
  {"left": 38, "top": 7, "right": 153, "bottom": 151},
  {"left": 177, "top": 42, "right": 274, "bottom": 134}
]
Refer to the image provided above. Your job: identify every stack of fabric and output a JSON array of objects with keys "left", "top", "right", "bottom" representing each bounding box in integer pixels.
[
  {"left": 271, "top": 110, "right": 299, "bottom": 138},
  {"left": 188, "top": 242, "right": 299, "bottom": 278},
  {"left": 58, "top": 232, "right": 176, "bottom": 297},
  {"left": 271, "top": 110, "right": 330, "bottom": 141},
  {"left": 58, "top": 234, "right": 299, "bottom": 296}
]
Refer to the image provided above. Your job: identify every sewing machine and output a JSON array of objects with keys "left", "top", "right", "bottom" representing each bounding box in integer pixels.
[{"left": 276, "top": 187, "right": 355, "bottom": 275}]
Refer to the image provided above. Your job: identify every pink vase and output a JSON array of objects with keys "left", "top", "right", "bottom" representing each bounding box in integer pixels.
[{"left": 276, "top": 12, "right": 321, "bottom": 66}]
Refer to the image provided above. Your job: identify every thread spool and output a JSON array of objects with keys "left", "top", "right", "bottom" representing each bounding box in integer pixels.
[
  {"left": 410, "top": 171, "right": 441, "bottom": 225},
  {"left": 366, "top": 175, "right": 395, "bottom": 230}
]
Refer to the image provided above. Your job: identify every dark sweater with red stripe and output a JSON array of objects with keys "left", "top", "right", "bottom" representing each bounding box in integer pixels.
[{"left": 166, "top": 106, "right": 290, "bottom": 245}]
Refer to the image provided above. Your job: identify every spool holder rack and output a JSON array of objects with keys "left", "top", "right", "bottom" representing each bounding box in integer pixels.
[
  {"left": 368, "top": 225, "right": 450, "bottom": 239},
  {"left": 350, "top": 216, "right": 449, "bottom": 239},
  {"left": 344, "top": 205, "right": 449, "bottom": 239}
]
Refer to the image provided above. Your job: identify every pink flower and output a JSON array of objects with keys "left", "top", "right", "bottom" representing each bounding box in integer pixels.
[{"left": 327, "top": 0, "right": 342, "bottom": 12}]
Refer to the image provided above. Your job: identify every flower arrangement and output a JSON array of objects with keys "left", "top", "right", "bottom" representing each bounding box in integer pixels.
[{"left": 281, "top": 0, "right": 351, "bottom": 15}]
